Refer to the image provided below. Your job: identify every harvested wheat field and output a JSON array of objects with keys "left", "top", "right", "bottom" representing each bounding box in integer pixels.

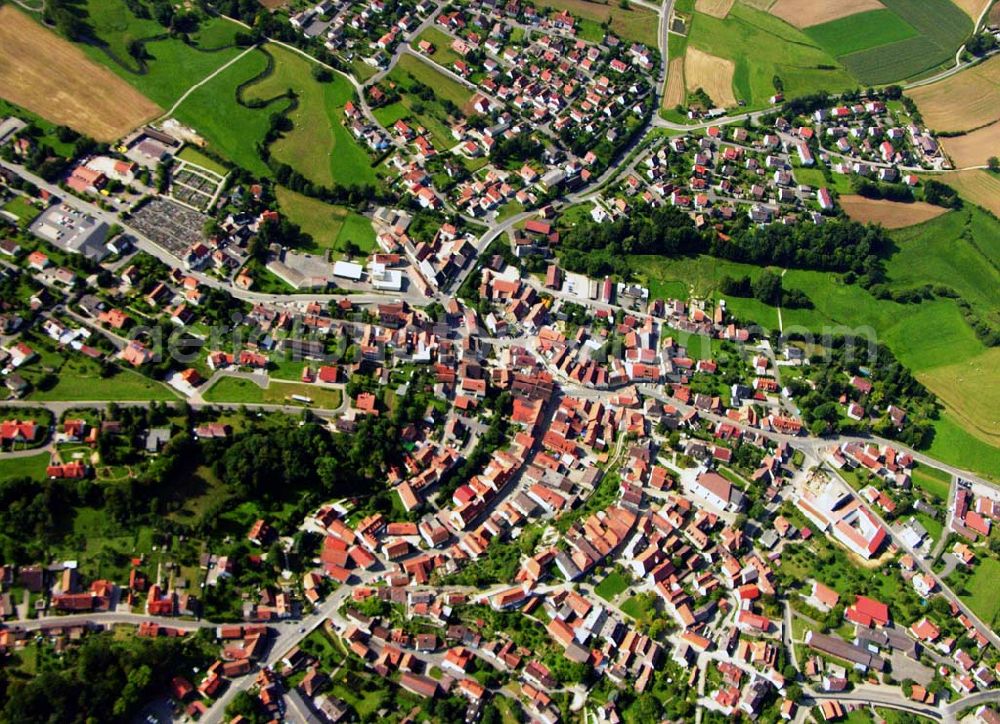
[
  {"left": 908, "top": 55, "right": 1000, "bottom": 133},
  {"left": 768, "top": 0, "right": 883, "bottom": 28},
  {"left": 839, "top": 195, "right": 948, "bottom": 228},
  {"left": 663, "top": 57, "right": 686, "bottom": 108},
  {"left": 0, "top": 7, "right": 161, "bottom": 141},
  {"left": 950, "top": 0, "right": 992, "bottom": 20},
  {"left": 942, "top": 122, "right": 1000, "bottom": 168},
  {"left": 992, "top": 1, "right": 1000, "bottom": 24},
  {"left": 741, "top": 0, "right": 775, "bottom": 11},
  {"left": 695, "top": 0, "right": 735, "bottom": 19},
  {"left": 939, "top": 170, "right": 1000, "bottom": 216},
  {"left": 684, "top": 47, "right": 736, "bottom": 107}
]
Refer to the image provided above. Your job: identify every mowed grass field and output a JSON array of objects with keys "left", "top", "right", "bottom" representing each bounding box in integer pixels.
[
  {"left": 172, "top": 47, "right": 279, "bottom": 176},
  {"left": 29, "top": 367, "right": 178, "bottom": 402},
  {"left": 0, "top": 6, "right": 161, "bottom": 140},
  {"left": 957, "top": 557, "right": 1000, "bottom": 628},
  {"left": 541, "top": 0, "right": 661, "bottom": 46},
  {"left": 682, "top": 3, "right": 854, "bottom": 109},
  {"left": 276, "top": 186, "right": 376, "bottom": 256},
  {"left": 204, "top": 376, "right": 343, "bottom": 409},
  {"left": 628, "top": 207, "right": 1000, "bottom": 479},
  {"left": 0, "top": 452, "right": 51, "bottom": 483}
]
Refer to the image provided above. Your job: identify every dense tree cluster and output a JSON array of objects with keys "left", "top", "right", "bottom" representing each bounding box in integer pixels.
[
  {"left": 720, "top": 271, "right": 812, "bottom": 309},
  {"left": 558, "top": 205, "right": 701, "bottom": 277},
  {"left": 1, "top": 631, "right": 214, "bottom": 722}
]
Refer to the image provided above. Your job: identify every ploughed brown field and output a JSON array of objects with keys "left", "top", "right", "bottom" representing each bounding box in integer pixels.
[
  {"left": 0, "top": 6, "right": 161, "bottom": 141},
  {"left": 838, "top": 195, "right": 947, "bottom": 228},
  {"left": 767, "top": 0, "right": 884, "bottom": 28}
]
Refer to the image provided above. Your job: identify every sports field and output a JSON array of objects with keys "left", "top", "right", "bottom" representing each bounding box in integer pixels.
[
  {"left": 0, "top": 6, "right": 160, "bottom": 141},
  {"left": 907, "top": 55, "right": 1000, "bottom": 133},
  {"left": 838, "top": 196, "right": 947, "bottom": 228}
]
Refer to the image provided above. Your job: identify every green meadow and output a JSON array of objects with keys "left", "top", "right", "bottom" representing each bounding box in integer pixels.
[
  {"left": 629, "top": 207, "right": 1000, "bottom": 479},
  {"left": 804, "top": 10, "right": 918, "bottom": 57},
  {"left": 685, "top": 3, "right": 854, "bottom": 109},
  {"left": 75, "top": 1, "right": 246, "bottom": 109},
  {"left": 170, "top": 44, "right": 376, "bottom": 183},
  {"left": 276, "top": 186, "right": 377, "bottom": 256}
]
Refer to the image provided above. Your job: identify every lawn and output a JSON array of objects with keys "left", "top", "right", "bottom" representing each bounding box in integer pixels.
[
  {"left": 686, "top": 4, "right": 854, "bottom": 109},
  {"left": 804, "top": 9, "right": 918, "bottom": 57},
  {"left": 0, "top": 452, "right": 51, "bottom": 482},
  {"left": 1, "top": 195, "right": 40, "bottom": 228},
  {"left": 620, "top": 593, "right": 656, "bottom": 623},
  {"left": 959, "top": 557, "right": 1000, "bottom": 628},
  {"left": 414, "top": 27, "right": 465, "bottom": 69},
  {"left": 389, "top": 54, "right": 473, "bottom": 110},
  {"left": 373, "top": 55, "right": 470, "bottom": 152},
  {"left": 176, "top": 146, "right": 230, "bottom": 175},
  {"left": 275, "top": 186, "right": 376, "bottom": 256},
  {"left": 203, "top": 376, "right": 343, "bottom": 409},
  {"left": 28, "top": 366, "right": 178, "bottom": 402},
  {"left": 594, "top": 570, "right": 630, "bottom": 601},
  {"left": 909, "top": 463, "right": 952, "bottom": 502}
]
